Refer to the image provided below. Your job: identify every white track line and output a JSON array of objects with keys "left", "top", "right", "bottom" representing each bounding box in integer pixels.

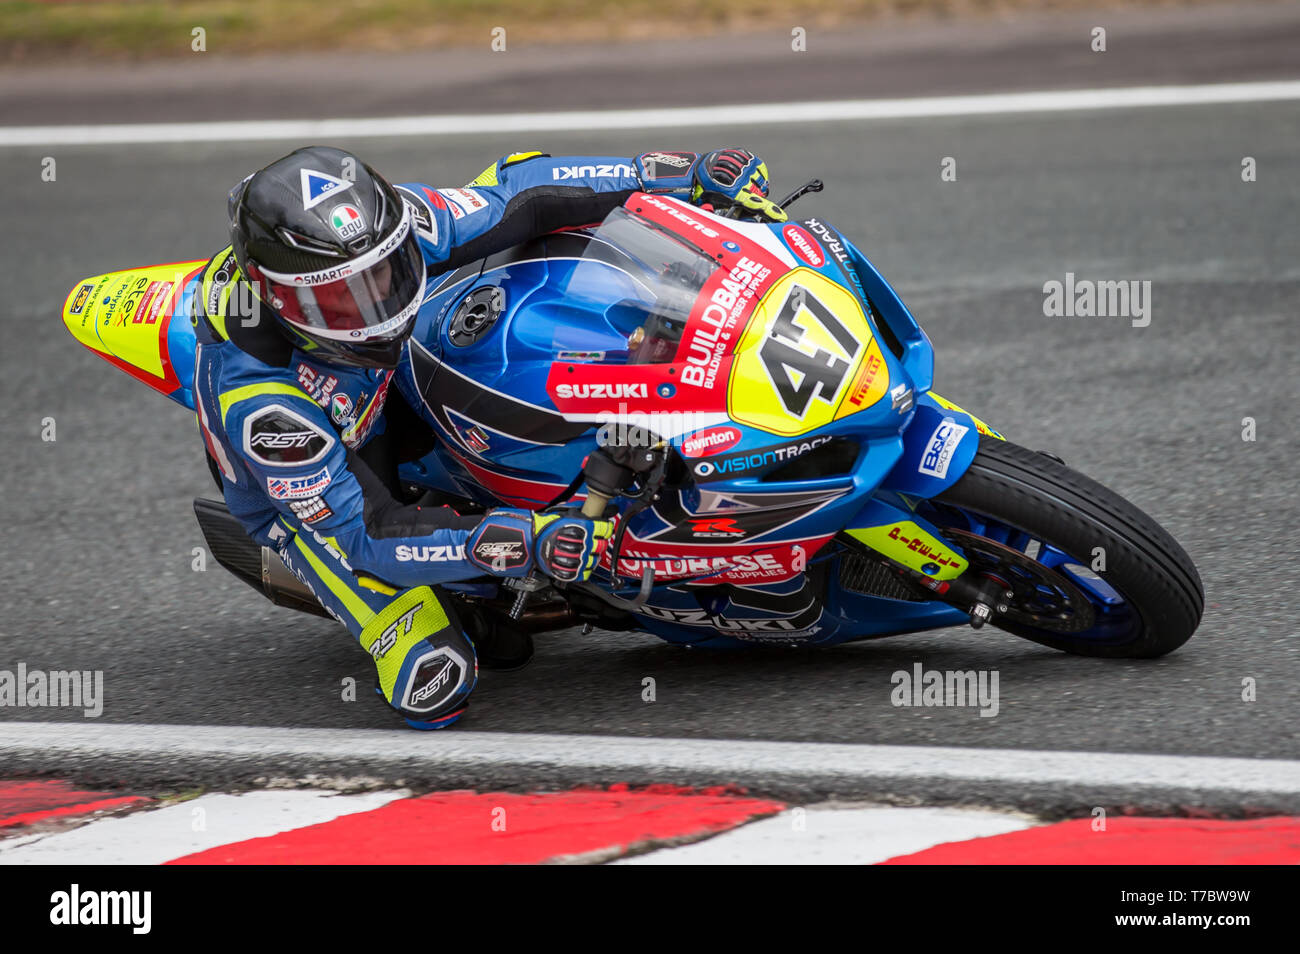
[
  {"left": 3, "top": 81, "right": 1299, "bottom": 147},
  {"left": 617, "top": 806, "right": 1033, "bottom": 864},
  {"left": 2, "top": 722, "right": 1300, "bottom": 797},
  {"left": 0, "top": 790, "right": 404, "bottom": 865}
]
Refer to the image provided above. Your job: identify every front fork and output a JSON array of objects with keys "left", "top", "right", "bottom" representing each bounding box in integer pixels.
[
  {"left": 905, "top": 557, "right": 1015, "bottom": 630},
  {"left": 843, "top": 392, "right": 1011, "bottom": 629},
  {"left": 839, "top": 501, "right": 1010, "bottom": 629}
]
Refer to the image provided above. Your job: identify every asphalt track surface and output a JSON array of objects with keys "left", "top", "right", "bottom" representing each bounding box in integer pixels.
[
  {"left": 1, "top": 8, "right": 1298, "bottom": 785},
  {"left": 4, "top": 1, "right": 1300, "bottom": 124}
]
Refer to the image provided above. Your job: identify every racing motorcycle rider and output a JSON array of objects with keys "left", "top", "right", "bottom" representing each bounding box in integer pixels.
[{"left": 193, "top": 144, "right": 786, "bottom": 729}]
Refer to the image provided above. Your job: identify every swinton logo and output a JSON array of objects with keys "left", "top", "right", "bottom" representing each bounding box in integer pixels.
[
  {"left": 681, "top": 426, "right": 742, "bottom": 458},
  {"left": 783, "top": 224, "right": 824, "bottom": 267}
]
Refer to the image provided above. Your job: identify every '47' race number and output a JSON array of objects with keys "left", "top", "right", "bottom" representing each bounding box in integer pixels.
[
  {"left": 728, "top": 268, "right": 876, "bottom": 437},
  {"left": 760, "top": 284, "right": 860, "bottom": 417}
]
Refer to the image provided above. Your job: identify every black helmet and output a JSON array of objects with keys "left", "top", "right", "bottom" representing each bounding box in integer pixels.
[{"left": 229, "top": 145, "right": 426, "bottom": 369}]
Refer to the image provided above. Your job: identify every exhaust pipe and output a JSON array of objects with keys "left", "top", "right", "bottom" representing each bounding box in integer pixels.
[{"left": 193, "top": 498, "right": 332, "bottom": 619}]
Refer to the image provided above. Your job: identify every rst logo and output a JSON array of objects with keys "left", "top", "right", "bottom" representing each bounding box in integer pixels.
[
  {"left": 554, "top": 382, "right": 648, "bottom": 400},
  {"left": 475, "top": 542, "right": 524, "bottom": 560},
  {"left": 681, "top": 426, "right": 742, "bottom": 458},
  {"left": 410, "top": 658, "right": 457, "bottom": 704},
  {"left": 249, "top": 430, "right": 319, "bottom": 449},
  {"left": 783, "top": 225, "right": 825, "bottom": 267},
  {"left": 369, "top": 602, "right": 421, "bottom": 660},
  {"left": 642, "top": 152, "right": 693, "bottom": 168}
]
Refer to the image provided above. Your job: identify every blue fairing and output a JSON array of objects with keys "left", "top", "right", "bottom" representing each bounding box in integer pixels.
[
  {"left": 877, "top": 398, "right": 982, "bottom": 497},
  {"left": 164, "top": 274, "right": 201, "bottom": 411},
  {"left": 385, "top": 204, "right": 994, "bottom": 648},
  {"left": 152, "top": 198, "right": 996, "bottom": 649},
  {"left": 395, "top": 253, "right": 605, "bottom": 506}
]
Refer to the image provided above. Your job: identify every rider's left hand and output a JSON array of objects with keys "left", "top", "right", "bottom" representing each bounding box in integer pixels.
[{"left": 692, "top": 149, "right": 787, "bottom": 223}]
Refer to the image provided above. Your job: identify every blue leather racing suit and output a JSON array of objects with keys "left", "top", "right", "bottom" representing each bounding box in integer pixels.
[{"left": 190, "top": 149, "right": 706, "bottom": 726}]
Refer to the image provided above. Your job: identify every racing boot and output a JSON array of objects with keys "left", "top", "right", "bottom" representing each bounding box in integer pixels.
[
  {"left": 359, "top": 585, "right": 477, "bottom": 729},
  {"left": 458, "top": 601, "right": 534, "bottom": 671}
]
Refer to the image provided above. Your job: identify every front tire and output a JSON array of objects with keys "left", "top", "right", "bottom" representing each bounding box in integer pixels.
[{"left": 928, "top": 438, "right": 1203, "bottom": 657}]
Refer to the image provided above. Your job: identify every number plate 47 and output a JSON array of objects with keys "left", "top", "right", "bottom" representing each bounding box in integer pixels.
[{"left": 727, "top": 269, "right": 888, "bottom": 436}]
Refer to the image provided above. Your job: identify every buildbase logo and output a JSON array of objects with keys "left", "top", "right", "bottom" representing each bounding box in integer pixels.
[
  {"left": 50, "top": 884, "right": 151, "bottom": 934},
  {"left": 0, "top": 663, "right": 103, "bottom": 717},
  {"left": 681, "top": 426, "right": 742, "bottom": 458}
]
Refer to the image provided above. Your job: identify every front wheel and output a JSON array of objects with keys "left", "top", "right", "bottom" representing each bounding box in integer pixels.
[{"left": 923, "top": 438, "right": 1203, "bottom": 657}]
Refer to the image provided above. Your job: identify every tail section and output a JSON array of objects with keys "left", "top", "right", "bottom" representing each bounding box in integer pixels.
[{"left": 62, "top": 261, "right": 205, "bottom": 410}]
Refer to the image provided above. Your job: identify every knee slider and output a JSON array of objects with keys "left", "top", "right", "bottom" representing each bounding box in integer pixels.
[{"left": 359, "top": 585, "right": 477, "bottom": 724}]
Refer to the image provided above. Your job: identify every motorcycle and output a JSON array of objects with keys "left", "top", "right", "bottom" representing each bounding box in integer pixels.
[{"left": 61, "top": 180, "right": 1203, "bottom": 659}]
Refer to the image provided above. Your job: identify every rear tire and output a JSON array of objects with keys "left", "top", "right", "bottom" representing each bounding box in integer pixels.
[{"left": 931, "top": 438, "right": 1203, "bottom": 657}]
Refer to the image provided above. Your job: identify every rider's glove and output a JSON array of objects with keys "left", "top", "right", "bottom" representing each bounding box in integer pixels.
[
  {"left": 534, "top": 512, "right": 614, "bottom": 583},
  {"left": 691, "top": 149, "right": 787, "bottom": 223},
  {"left": 465, "top": 508, "right": 612, "bottom": 582},
  {"left": 465, "top": 509, "right": 537, "bottom": 577}
]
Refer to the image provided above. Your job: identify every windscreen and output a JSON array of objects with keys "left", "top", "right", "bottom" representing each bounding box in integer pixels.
[{"left": 550, "top": 206, "right": 721, "bottom": 365}]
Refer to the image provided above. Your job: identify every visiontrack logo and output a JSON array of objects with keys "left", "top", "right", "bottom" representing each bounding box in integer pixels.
[
  {"left": 50, "top": 884, "right": 151, "bottom": 934},
  {"left": 890, "top": 663, "right": 999, "bottom": 718},
  {"left": 0, "top": 663, "right": 103, "bottom": 717}
]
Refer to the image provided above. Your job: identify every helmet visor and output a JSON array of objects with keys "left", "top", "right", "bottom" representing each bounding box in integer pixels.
[{"left": 259, "top": 216, "right": 426, "bottom": 342}]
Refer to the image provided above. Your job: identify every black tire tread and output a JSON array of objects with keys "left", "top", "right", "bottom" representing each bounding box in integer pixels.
[{"left": 936, "top": 438, "right": 1204, "bottom": 657}]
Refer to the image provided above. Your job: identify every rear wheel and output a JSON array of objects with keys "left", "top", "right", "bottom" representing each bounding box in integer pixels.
[{"left": 924, "top": 438, "right": 1203, "bottom": 657}]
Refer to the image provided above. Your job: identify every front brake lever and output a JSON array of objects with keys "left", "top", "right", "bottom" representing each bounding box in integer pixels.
[
  {"left": 777, "top": 178, "right": 824, "bottom": 211},
  {"left": 605, "top": 445, "right": 667, "bottom": 588}
]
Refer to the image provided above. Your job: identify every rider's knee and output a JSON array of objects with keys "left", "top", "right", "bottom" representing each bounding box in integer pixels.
[{"left": 359, "top": 586, "right": 477, "bottom": 729}]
